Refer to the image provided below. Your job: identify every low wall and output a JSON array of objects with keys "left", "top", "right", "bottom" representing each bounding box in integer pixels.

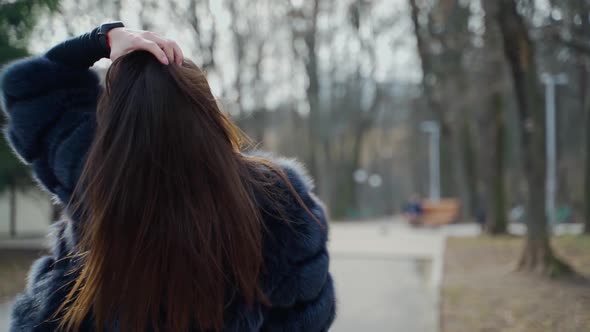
[{"left": 0, "top": 188, "right": 52, "bottom": 238}]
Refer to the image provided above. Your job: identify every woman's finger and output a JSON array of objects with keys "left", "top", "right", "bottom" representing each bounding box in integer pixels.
[
  {"left": 171, "top": 42, "right": 184, "bottom": 65},
  {"left": 143, "top": 33, "right": 176, "bottom": 64},
  {"left": 140, "top": 40, "right": 169, "bottom": 65},
  {"left": 161, "top": 42, "right": 175, "bottom": 65}
]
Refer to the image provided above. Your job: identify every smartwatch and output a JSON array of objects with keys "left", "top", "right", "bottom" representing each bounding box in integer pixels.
[{"left": 98, "top": 21, "right": 125, "bottom": 51}]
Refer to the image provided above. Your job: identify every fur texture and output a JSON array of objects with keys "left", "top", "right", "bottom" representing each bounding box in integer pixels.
[{"left": 1, "top": 56, "right": 336, "bottom": 332}]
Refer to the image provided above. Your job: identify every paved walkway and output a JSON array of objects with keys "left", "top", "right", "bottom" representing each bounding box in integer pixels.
[
  {"left": 0, "top": 301, "right": 11, "bottom": 330},
  {"left": 329, "top": 218, "right": 444, "bottom": 332}
]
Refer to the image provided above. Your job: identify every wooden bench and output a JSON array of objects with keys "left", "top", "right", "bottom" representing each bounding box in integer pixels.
[{"left": 420, "top": 199, "right": 461, "bottom": 226}]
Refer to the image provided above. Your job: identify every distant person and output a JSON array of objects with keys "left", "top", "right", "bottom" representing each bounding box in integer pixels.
[
  {"left": 404, "top": 194, "right": 424, "bottom": 226},
  {"left": 474, "top": 193, "right": 487, "bottom": 230},
  {"left": 1, "top": 23, "right": 335, "bottom": 331},
  {"left": 475, "top": 206, "right": 487, "bottom": 230}
]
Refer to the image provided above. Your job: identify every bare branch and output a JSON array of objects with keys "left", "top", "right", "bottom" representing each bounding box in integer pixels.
[{"left": 554, "top": 34, "right": 590, "bottom": 56}]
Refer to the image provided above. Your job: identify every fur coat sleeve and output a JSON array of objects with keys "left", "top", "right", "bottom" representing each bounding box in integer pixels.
[{"left": 0, "top": 55, "right": 100, "bottom": 205}]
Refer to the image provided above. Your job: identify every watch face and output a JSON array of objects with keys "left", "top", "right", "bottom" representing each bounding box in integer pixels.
[{"left": 103, "top": 22, "right": 124, "bottom": 31}]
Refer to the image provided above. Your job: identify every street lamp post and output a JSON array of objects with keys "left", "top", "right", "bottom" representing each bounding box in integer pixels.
[
  {"left": 541, "top": 73, "right": 567, "bottom": 225},
  {"left": 420, "top": 121, "right": 441, "bottom": 201}
]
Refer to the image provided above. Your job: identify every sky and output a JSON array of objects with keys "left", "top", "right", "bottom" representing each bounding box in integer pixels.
[{"left": 29, "top": 0, "right": 422, "bottom": 109}]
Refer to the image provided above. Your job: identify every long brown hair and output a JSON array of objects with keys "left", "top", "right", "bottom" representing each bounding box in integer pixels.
[{"left": 58, "top": 51, "right": 296, "bottom": 331}]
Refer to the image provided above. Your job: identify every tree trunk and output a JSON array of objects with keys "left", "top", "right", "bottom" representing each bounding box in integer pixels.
[
  {"left": 496, "top": 0, "right": 571, "bottom": 274},
  {"left": 490, "top": 97, "right": 508, "bottom": 234},
  {"left": 9, "top": 180, "right": 16, "bottom": 238},
  {"left": 449, "top": 121, "right": 473, "bottom": 219},
  {"left": 480, "top": 0, "right": 508, "bottom": 234},
  {"left": 303, "top": 0, "right": 322, "bottom": 193},
  {"left": 409, "top": 0, "right": 472, "bottom": 203},
  {"left": 408, "top": 0, "right": 446, "bottom": 128},
  {"left": 477, "top": 92, "right": 508, "bottom": 234},
  {"left": 462, "top": 122, "right": 479, "bottom": 221},
  {"left": 409, "top": 0, "right": 444, "bottom": 199},
  {"left": 230, "top": 0, "right": 244, "bottom": 118},
  {"left": 585, "top": 88, "right": 590, "bottom": 233},
  {"left": 574, "top": 2, "right": 590, "bottom": 235}
]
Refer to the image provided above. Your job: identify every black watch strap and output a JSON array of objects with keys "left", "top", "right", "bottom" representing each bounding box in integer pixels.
[{"left": 97, "top": 21, "right": 125, "bottom": 51}]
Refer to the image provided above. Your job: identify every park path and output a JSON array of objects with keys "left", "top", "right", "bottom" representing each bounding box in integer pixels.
[
  {"left": 0, "top": 217, "right": 452, "bottom": 331},
  {"left": 328, "top": 218, "right": 445, "bottom": 332},
  {"left": 0, "top": 301, "right": 10, "bottom": 330}
]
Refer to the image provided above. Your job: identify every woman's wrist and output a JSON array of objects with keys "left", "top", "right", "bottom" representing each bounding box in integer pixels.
[
  {"left": 97, "top": 22, "right": 125, "bottom": 53},
  {"left": 45, "top": 26, "right": 111, "bottom": 68}
]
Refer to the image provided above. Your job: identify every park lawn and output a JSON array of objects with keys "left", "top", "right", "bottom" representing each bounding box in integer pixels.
[
  {"left": 442, "top": 235, "right": 590, "bottom": 332},
  {"left": 0, "top": 250, "right": 42, "bottom": 302}
]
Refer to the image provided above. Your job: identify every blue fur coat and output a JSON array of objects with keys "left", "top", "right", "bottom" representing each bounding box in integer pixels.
[{"left": 0, "top": 55, "right": 336, "bottom": 331}]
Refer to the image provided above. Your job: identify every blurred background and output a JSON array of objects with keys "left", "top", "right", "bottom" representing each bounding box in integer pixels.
[{"left": 0, "top": 0, "right": 589, "bottom": 331}]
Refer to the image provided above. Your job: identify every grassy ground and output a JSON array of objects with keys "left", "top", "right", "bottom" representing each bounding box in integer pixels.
[
  {"left": 0, "top": 250, "right": 43, "bottom": 302},
  {"left": 442, "top": 235, "right": 590, "bottom": 332}
]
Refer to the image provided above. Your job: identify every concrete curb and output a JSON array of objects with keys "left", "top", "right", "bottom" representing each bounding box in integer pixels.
[
  {"left": 0, "top": 300, "right": 13, "bottom": 331},
  {"left": 0, "top": 238, "right": 48, "bottom": 250}
]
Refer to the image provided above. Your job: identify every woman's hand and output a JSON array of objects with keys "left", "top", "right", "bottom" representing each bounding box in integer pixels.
[{"left": 107, "top": 28, "right": 184, "bottom": 65}]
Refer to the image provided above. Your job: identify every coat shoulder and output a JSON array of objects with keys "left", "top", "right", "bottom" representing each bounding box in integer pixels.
[
  {"left": 246, "top": 152, "right": 334, "bottom": 325},
  {"left": 246, "top": 150, "right": 315, "bottom": 193},
  {"left": 0, "top": 55, "right": 99, "bottom": 104}
]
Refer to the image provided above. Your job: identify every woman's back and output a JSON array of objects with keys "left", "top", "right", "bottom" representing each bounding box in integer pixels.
[
  {"left": 8, "top": 155, "right": 334, "bottom": 332},
  {"left": 0, "top": 26, "right": 335, "bottom": 332}
]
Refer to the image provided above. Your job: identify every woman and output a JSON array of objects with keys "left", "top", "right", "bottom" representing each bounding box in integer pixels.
[{"left": 1, "top": 22, "right": 335, "bottom": 331}]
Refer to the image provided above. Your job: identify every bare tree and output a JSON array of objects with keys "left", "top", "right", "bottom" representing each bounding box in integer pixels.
[
  {"left": 228, "top": 0, "right": 245, "bottom": 116},
  {"left": 496, "top": 0, "right": 572, "bottom": 274},
  {"left": 479, "top": 0, "right": 508, "bottom": 234},
  {"left": 170, "top": 0, "right": 217, "bottom": 71},
  {"left": 408, "top": 0, "right": 477, "bottom": 219},
  {"left": 586, "top": 99, "right": 590, "bottom": 234},
  {"left": 408, "top": 0, "right": 445, "bottom": 127},
  {"left": 287, "top": 0, "right": 323, "bottom": 189},
  {"left": 138, "top": 0, "right": 157, "bottom": 30},
  {"left": 227, "top": 0, "right": 270, "bottom": 142}
]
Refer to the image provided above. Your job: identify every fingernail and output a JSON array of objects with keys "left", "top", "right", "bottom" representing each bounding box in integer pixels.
[{"left": 162, "top": 57, "right": 169, "bottom": 64}]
